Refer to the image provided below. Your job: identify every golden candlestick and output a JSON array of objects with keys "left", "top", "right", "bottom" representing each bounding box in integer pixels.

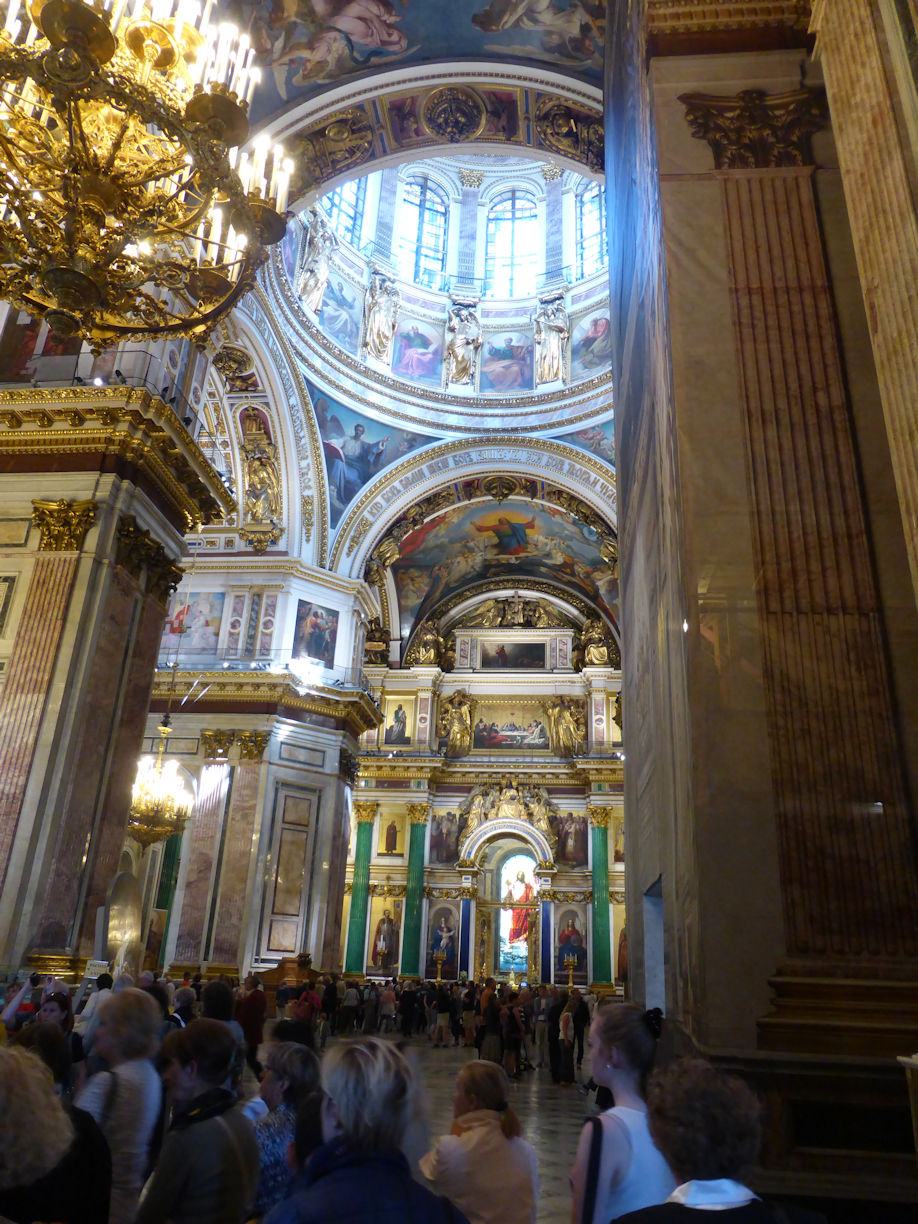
[
  {"left": 563, "top": 953, "right": 577, "bottom": 990},
  {"left": 434, "top": 950, "right": 446, "bottom": 983}
]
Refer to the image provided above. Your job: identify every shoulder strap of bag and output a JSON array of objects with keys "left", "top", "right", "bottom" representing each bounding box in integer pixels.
[{"left": 580, "top": 1115, "right": 603, "bottom": 1224}]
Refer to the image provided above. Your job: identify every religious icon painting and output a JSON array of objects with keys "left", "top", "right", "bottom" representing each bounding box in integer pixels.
[
  {"left": 498, "top": 852, "right": 537, "bottom": 975},
  {"left": 426, "top": 903, "right": 459, "bottom": 980},
  {"left": 381, "top": 695, "right": 414, "bottom": 747},
  {"left": 555, "top": 905, "right": 589, "bottom": 986},
  {"left": 472, "top": 701, "right": 549, "bottom": 751},
  {"left": 479, "top": 641, "right": 546, "bottom": 669},
  {"left": 555, "top": 811, "right": 589, "bottom": 867},
  {"left": 160, "top": 592, "right": 225, "bottom": 660},
  {"left": 292, "top": 599, "right": 339, "bottom": 667},
  {"left": 366, "top": 896, "right": 403, "bottom": 978},
  {"left": 429, "top": 809, "right": 463, "bottom": 864},
  {"left": 376, "top": 807, "right": 405, "bottom": 857}
]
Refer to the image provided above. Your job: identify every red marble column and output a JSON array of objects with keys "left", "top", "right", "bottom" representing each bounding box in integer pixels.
[
  {"left": 209, "top": 733, "right": 269, "bottom": 969},
  {"left": 0, "top": 548, "right": 81, "bottom": 894},
  {"left": 678, "top": 92, "right": 918, "bottom": 1035},
  {"left": 172, "top": 747, "right": 232, "bottom": 966}
]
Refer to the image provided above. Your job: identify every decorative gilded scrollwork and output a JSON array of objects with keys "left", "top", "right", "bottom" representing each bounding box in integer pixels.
[
  {"left": 31, "top": 498, "right": 96, "bottom": 552},
  {"left": 678, "top": 88, "right": 828, "bottom": 170},
  {"left": 403, "top": 620, "right": 445, "bottom": 667},
  {"left": 294, "top": 106, "right": 374, "bottom": 194},
  {"left": 301, "top": 496, "right": 314, "bottom": 543},
  {"left": 586, "top": 804, "right": 612, "bottom": 827},
  {"left": 424, "top": 884, "right": 478, "bottom": 900},
  {"left": 421, "top": 86, "right": 487, "bottom": 143},
  {"left": 458, "top": 168, "right": 484, "bottom": 189},
  {"left": 201, "top": 730, "right": 235, "bottom": 760},
  {"left": 534, "top": 96, "right": 604, "bottom": 172},
  {"left": 212, "top": 344, "right": 257, "bottom": 391},
  {"left": 236, "top": 731, "right": 271, "bottom": 761}
]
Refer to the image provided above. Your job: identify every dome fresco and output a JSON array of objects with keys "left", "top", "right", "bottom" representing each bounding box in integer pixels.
[{"left": 224, "top": 0, "right": 604, "bottom": 122}]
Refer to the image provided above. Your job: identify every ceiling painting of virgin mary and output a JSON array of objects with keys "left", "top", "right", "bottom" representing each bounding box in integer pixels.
[{"left": 391, "top": 498, "right": 618, "bottom": 637}]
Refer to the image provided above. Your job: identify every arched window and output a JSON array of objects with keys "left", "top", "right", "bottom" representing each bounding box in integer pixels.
[
  {"left": 320, "top": 178, "right": 368, "bottom": 247},
  {"left": 485, "top": 190, "right": 539, "bottom": 297},
  {"left": 397, "top": 177, "right": 449, "bottom": 289},
  {"left": 576, "top": 181, "right": 607, "bottom": 279}
]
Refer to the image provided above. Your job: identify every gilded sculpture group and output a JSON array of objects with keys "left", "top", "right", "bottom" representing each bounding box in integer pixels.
[{"left": 457, "top": 775, "right": 559, "bottom": 854}]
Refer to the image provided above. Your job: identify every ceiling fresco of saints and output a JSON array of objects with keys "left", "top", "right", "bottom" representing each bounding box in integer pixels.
[
  {"left": 305, "top": 380, "right": 437, "bottom": 527},
  {"left": 225, "top": 0, "right": 604, "bottom": 121},
  {"left": 551, "top": 418, "right": 614, "bottom": 468},
  {"left": 391, "top": 498, "right": 618, "bottom": 637}
]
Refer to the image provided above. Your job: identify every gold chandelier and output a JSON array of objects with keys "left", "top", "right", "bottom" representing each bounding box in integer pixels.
[
  {"left": 128, "top": 714, "right": 194, "bottom": 847},
  {"left": 0, "top": 0, "right": 292, "bottom": 348}
]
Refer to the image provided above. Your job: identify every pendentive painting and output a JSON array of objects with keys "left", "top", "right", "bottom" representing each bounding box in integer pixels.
[
  {"left": 292, "top": 599, "right": 339, "bottom": 666},
  {"left": 307, "top": 380, "right": 436, "bottom": 526},
  {"left": 425, "top": 903, "right": 459, "bottom": 980},
  {"left": 472, "top": 702, "right": 549, "bottom": 751}
]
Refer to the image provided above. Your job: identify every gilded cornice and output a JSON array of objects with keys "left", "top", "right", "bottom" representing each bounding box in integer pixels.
[
  {"left": 541, "top": 888, "right": 593, "bottom": 902},
  {"left": 577, "top": 759, "right": 625, "bottom": 786},
  {"left": 0, "top": 388, "right": 234, "bottom": 528},
  {"left": 331, "top": 436, "right": 617, "bottom": 572},
  {"left": 424, "top": 884, "right": 478, "bottom": 900},
  {"left": 357, "top": 756, "right": 443, "bottom": 783},
  {"left": 150, "top": 670, "right": 382, "bottom": 736},
  {"left": 648, "top": 1, "right": 810, "bottom": 34}
]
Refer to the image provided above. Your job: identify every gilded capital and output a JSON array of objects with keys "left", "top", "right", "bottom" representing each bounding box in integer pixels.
[
  {"left": 32, "top": 498, "right": 96, "bottom": 552},
  {"left": 678, "top": 88, "right": 828, "bottom": 169},
  {"left": 237, "top": 730, "right": 271, "bottom": 760},
  {"left": 353, "top": 801, "right": 377, "bottom": 823},
  {"left": 587, "top": 804, "right": 612, "bottom": 827},
  {"left": 459, "top": 168, "right": 484, "bottom": 189},
  {"left": 116, "top": 515, "right": 183, "bottom": 605},
  {"left": 201, "top": 729, "right": 235, "bottom": 760},
  {"left": 541, "top": 163, "right": 563, "bottom": 181},
  {"left": 408, "top": 802, "right": 431, "bottom": 824}
]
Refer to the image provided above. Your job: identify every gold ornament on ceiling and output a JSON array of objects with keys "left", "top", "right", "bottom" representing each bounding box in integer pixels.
[
  {"left": 421, "top": 86, "right": 487, "bottom": 143},
  {"left": 480, "top": 474, "right": 522, "bottom": 503},
  {"left": 0, "top": 0, "right": 292, "bottom": 349}
]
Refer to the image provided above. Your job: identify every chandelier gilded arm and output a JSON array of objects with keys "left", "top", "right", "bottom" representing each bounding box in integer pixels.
[{"left": 0, "top": 0, "right": 292, "bottom": 348}]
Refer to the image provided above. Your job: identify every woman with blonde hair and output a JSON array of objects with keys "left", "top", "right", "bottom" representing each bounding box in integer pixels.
[
  {"left": 76, "top": 987, "right": 163, "bottom": 1224},
  {"left": 0, "top": 1046, "right": 78, "bottom": 1218},
  {"left": 421, "top": 1060, "right": 538, "bottom": 1224},
  {"left": 265, "top": 1037, "right": 467, "bottom": 1224},
  {"left": 570, "top": 1003, "right": 675, "bottom": 1224}
]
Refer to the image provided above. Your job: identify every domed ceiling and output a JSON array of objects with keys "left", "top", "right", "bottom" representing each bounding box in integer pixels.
[{"left": 226, "top": 0, "right": 604, "bottom": 123}]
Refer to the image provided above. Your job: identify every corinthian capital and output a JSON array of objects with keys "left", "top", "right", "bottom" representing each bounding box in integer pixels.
[{"left": 678, "top": 88, "right": 828, "bottom": 170}]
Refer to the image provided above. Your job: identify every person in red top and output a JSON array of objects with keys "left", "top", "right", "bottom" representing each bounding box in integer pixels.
[{"left": 236, "top": 975, "right": 267, "bottom": 1078}]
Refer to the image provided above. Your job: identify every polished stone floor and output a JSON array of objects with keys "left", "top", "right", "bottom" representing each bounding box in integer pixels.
[{"left": 253, "top": 1027, "right": 597, "bottom": 1224}]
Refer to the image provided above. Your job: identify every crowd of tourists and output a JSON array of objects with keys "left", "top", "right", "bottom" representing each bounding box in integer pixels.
[{"left": 0, "top": 969, "right": 825, "bottom": 1224}]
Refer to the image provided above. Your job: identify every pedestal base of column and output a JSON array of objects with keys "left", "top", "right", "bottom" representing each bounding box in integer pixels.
[
  {"left": 165, "top": 961, "right": 202, "bottom": 979},
  {"left": 24, "top": 952, "right": 90, "bottom": 982},
  {"left": 203, "top": 961, "right": 241, "bottom": 980},
  {"left": 758, "top": 974, "right": 918, "bottom": 1057},
  {"left": 719, "top": 1049, "right": 918, "bottom": 1207}
]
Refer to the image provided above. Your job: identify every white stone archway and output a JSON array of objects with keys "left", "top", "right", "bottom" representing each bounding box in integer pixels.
[{"left": 461, "top": 819, "right": 555, "bottom": 868}]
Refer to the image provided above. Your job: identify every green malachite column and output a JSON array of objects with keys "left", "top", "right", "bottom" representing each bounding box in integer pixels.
[
  {"left": 589, "top": 805, "right": 613, "bottom": 983},
  {"left": 344, "top": 803, "right": 376, "bottom": 974},
  {"left": 400, "top": 803, "right": 430, "bottom": 978}
]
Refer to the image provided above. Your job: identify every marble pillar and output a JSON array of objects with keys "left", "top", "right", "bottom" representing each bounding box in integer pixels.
[
  {"left": 680, "top": 86, "right": 918, "bottom": 1051},
  {"left": 456, "top": 168, "right": 483, "bottom": 286},
  {"left": 588, "top": 806, "right": 613, "bottom": 983},
  {"left": 209, "top": 731, "right": 270, "bottom": 969},
  {"left": 543, "top": 166, "right": 565, "bottom": 280},
  {"left": 810, "top": 0, "right": 918, "bottom": 607},
  {"left": 172, "top": 737, "right": 233, "bottom": 967},
  {"left": 400, "top": 803, "right": 430, "bottom": 977},
  {"left": 344, "top": 802, "right": 375, "bottom": 974}
]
